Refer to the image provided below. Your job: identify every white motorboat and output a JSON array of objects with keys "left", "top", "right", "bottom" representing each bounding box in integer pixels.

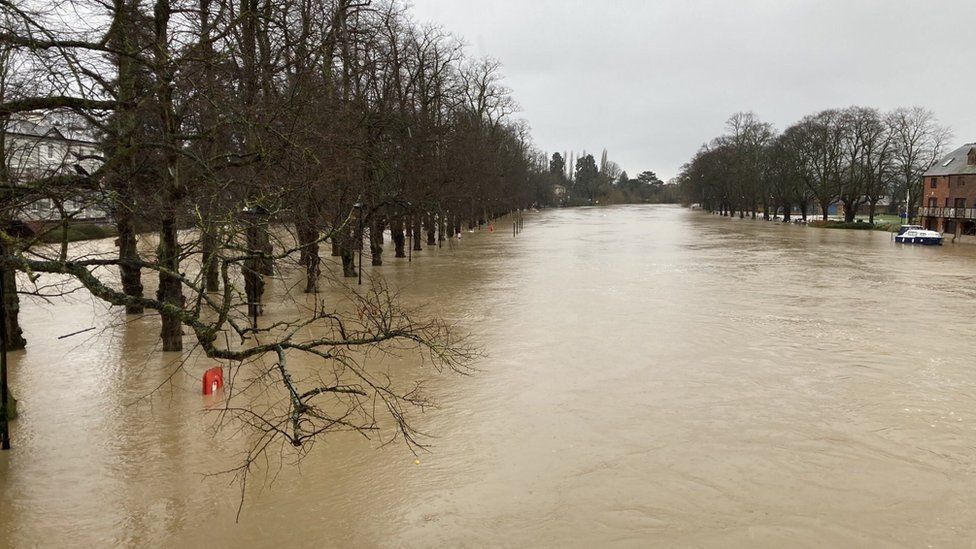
[{"left": 894, "top": 225, "right": 943, "bottom": 245}]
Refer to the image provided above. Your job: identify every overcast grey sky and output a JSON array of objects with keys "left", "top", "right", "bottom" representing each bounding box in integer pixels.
[{"left": 409, "top": 0, "right": 976, "bottom": 180}]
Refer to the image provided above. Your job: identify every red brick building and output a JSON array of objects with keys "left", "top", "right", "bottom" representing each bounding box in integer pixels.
[{"left": 918, "top": 143, "right": 976, "bottom": 237}]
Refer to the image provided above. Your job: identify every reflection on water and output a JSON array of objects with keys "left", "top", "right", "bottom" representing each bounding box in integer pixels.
[{"left": 3, "top": 205, "right": 976, "bottom": 547}]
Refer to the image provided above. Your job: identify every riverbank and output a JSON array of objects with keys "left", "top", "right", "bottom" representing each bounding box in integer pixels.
[
  {"left": 808, "top": 219, "right": 898, "bottom": 232},
  {"left": 35, "top": 222, "right": 118, "bottom": 243}
]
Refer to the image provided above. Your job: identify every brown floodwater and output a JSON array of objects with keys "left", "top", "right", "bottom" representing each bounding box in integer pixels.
[{"left": 2, "top": 205, "right": 976, "bottom": 547}]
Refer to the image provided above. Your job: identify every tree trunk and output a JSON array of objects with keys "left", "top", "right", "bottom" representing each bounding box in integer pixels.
[
  {"left": 843, "top": 201, "right": 856, "bottom": 223},
  {"left": 339, "top": 228, "right": 357, "bottom": 277},
  {"left": 116, "top": 210, "right": 144, "bottom": 314},
  {"left": 868, "top": 201, "right": 877, "bottom": 224},
  {"left": 1, "top": 241, "right": 26, "bottom": 351},
  {"left": 412, "top": 215, "right": 422, "bottom": 251},
  {"left": 370, "top": 218, "right": 384, "bottom": 266},
  {"left": 296, "top": 220, "right": 319, "bottom": 293},
  {"left": 244, "top": 262, "right": 263, "bottom": 320},
  {"left": 201, "top": 225, "right": 220, "bottom": 292},
  {"left": 821, "top": 204, "right": 829, "bottom": 221},
  {"left": 109, "top": 1, "right": 144, "bottom": 315},
  {"left": 255, "top": 225, "right": 273, "bottom": 276},
  {"left": 391, "top": 217, "right": 406, "bottom": 258},
  {"left": 425, "top": 213, "right": 435, "bottom": 245},
  {"left": 157, "top": 213, "right": 183, "bottom": 352}
]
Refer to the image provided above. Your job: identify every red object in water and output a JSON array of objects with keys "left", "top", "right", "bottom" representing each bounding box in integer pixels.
[{"left": 203, "top": 367, "right": 223, "bottom": 395}]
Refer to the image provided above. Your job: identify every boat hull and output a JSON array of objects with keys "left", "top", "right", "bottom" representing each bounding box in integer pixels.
[{"left": 895, "top": 235, "right": 943, "bottom": 245}]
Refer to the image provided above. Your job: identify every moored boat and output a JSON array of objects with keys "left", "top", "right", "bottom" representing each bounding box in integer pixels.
[{"left": 894, "top": 225, "right": 943, "bottom": 245}]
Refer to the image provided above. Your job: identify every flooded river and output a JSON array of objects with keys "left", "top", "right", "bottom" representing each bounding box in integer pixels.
[{"left": 3, "top": 205, "right": 976, "bottom": 547}]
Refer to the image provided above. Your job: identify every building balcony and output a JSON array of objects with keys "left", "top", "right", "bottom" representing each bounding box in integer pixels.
[{"left": 918, "top": 207, "right": 976, "bottom": 219}]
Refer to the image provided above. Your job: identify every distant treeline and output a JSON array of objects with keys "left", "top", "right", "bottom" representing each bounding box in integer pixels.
[
  {"left": 544, "top": 150, "right": 679, "bottom": 206},
  {"left": 676, "top": 108, "right": 951, "bottom": 222}
]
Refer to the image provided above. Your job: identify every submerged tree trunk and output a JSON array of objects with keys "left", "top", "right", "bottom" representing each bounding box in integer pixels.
[
  {"left": 296, "top": 219, "right": 320, "bottom": 293},
  {"left": 1, "top": 241, "right": 26, "bottom": 351},
  {"left": 391, "top": 217, "right": 406, "bottom": 258},
  {"left": 201, "top": 225, "right": 220, "bottom": 292},
  {"left": 331, "top": 226, "right": 340, "bottom": 257},
  {"left": 116, "top": 210, "right": 144, "bottom": 313},
  {"left": 255, "top": 225, "right": 273, "bottom": 275},
  {"left": 244, "top": 221, "right": 265, "bottom": 319},
  {"left": 339, "top": 227, "right": 357, "bottom": 277},
  {"left": 157, "top": 212, "right": 183, "bottom": 352},
  {"left": 412, "top": 215, "right": 422, "bottom": 251},
  {"left": 425, "top": 213, "right": 435, "bottom": 245},
  {"left": 370, "top": 218, "right": 384, "bottom": 266}
]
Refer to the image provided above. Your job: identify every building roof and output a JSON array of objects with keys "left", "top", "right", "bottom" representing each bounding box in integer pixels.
[
  {"left": 3, "top": 112, "right": 97, "bottom": 144},
  {"left": 923, "top": 143, "right": 976, "bottom": 177}
]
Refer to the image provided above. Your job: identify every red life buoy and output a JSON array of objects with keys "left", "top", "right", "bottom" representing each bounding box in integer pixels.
[{"left": 203, "top": 367, "right": 223, "bottom": 395}]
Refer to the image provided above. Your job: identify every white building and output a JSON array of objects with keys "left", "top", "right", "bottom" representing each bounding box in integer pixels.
[{"left": 2, "top": 112, "right": 106, "bottom": 220}]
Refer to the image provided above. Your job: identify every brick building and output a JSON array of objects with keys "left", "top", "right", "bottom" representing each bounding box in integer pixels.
[{"left": 918, "top": 143, "right": 976, "bottom": 237}]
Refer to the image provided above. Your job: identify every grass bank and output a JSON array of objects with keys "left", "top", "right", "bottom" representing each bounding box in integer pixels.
[
  {"left": 808, "top": 220, "right": 897, "bottom": 232},
  {"left": 36, "top": 222, "right": 119, "bottom": 244}
]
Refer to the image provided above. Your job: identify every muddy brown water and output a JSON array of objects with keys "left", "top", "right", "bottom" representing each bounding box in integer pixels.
[{"left": 2, "top": 205, "right": 976, "bottom": 547}]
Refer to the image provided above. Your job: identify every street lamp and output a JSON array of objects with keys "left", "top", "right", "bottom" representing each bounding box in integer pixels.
[{"left": 353, "top": 202, "right": 364, "bottom": 285}]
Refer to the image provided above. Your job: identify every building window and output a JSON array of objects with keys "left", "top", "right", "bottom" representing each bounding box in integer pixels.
[
  {"left": 47, "top": 144, "right": 54, "bottom": 159},
  {"left": 955, "top": 198, "right": 966, "bottom": 209},
  {"left": 931, "top": 177, "right": 938, "bottom": 188},
  {"left": 928, "top": 197, "right": 937, "bottom": 208}
]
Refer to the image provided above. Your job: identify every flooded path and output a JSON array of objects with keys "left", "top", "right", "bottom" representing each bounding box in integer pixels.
[{"left": 3, "top": 205, "right": 976, "bottom": 547}]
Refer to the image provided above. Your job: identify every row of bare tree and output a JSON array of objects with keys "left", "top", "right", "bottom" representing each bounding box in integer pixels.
[
  {"left": 0, "top": 0, "right": 550, "bottom": 457},
  {"left": 678, "top": 108, "right": 951, "bottom": 222}
]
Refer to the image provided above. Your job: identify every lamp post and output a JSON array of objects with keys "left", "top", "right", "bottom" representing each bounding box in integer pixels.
[{"left": 353, "top": 202, "right": 363, "bottom": 285}]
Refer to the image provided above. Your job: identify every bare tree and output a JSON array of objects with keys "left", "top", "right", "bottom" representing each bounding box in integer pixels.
[{"left": 889, "top": 106, "right": 951, "bottom": 221}]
